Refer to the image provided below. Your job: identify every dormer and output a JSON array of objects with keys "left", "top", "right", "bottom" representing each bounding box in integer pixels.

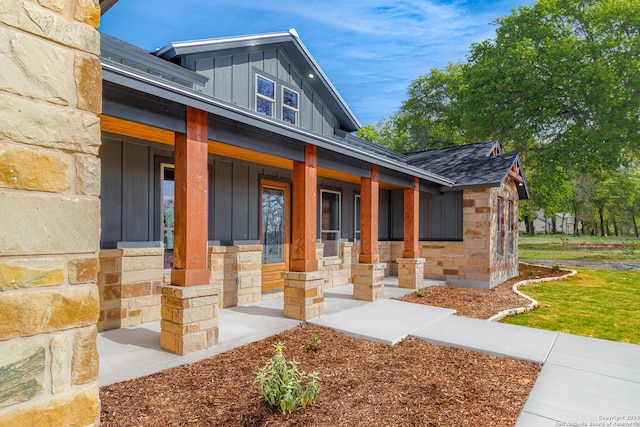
[{"left": 155, "top": 29, "right": 360, "bottom": 139}]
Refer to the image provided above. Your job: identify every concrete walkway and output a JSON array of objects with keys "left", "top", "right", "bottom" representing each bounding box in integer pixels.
[{"left": 98, "top": 280, "right": 640, "bottom": 425}]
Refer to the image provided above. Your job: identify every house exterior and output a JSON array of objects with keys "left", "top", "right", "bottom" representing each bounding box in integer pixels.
[
  {"left": 96, "top": 29, "right": 530, "bottom": 350},
  {"left": 0, "top": 2, "right": 528, "bottom": 424}
]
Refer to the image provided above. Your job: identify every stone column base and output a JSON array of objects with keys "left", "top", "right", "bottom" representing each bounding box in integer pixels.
[
  {"left": 282, "top": 271, "right": 324, "bottom": 320},
  {"left": 397, "top": 258, "right": 425, "bottom": 289},
  {"left": 352, "top": 263, "right": 386, "bottom": 301},
  {"left": 160, "top": 284, "right": 219, "bottom": 355}
]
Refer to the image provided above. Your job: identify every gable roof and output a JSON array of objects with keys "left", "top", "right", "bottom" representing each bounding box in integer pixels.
[
  {"left": 155, "top": 29, "right": 361, "bottom": 133},
  {"left": 406, "top": 141, "right": 530, "bottom": 200}
]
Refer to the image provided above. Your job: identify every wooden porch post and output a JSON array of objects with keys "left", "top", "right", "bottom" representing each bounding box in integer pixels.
[
  {"left": 284, "top": 143, "right": 324, "bottom": 320},
  {"left": 403, "top": 177, "right": 420, "bottom": 258},
  {"left": 171, "top": 105, "right": 209, "bottom": 286},
  {"left": 353, "top": 164, "right": 385, "bottom": 301},
  {"left": 162, "top": 106, "right": 218, "bottom": 355},
  {"left": 398, "top": 176, "right": 425, "bottom": 289},
  {"left": 290, "top": 143, "right": 318, "bottom": 272},
  {"left": 359, "top": 165, "right": 379, "bottom": 264}
]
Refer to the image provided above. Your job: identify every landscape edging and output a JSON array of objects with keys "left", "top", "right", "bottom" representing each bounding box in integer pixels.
[{"left": 486, "top": 264, "right": 578, "bottom": 322}]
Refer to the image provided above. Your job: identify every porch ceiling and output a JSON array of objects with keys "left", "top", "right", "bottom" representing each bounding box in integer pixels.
[{"left": 101, "top": 115, "right": 403, "bottom": 190}]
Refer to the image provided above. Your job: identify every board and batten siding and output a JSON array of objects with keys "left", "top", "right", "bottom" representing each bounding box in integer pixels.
[
  {"left": 185, "top": 48, "right": 338, "bottom": 138},
  {"left": 99, "top": 137, "right": 291, "bottom": 249},
  {"left": 419, "top": 191, "right": 463, "bottom": 241}
]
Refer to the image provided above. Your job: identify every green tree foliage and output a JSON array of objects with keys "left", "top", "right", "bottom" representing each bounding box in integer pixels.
[{"left": 359, "top": 0, "right": 640, "bottom": 236}]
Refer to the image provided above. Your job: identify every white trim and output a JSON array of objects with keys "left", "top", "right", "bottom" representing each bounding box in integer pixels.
[
  {"left": 320, "top": 189, "right": 341, "bottom": 257},
  {"left": 255, "top": 74, "right": 276, "bottom": 117},
  {"left": 281, "top": 86, "right": 299, "bottom": 126}
]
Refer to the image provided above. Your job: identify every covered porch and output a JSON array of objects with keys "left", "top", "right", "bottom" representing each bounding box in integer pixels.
[{"left": 98, "top": 277, "right": 450, "bottom": 385}]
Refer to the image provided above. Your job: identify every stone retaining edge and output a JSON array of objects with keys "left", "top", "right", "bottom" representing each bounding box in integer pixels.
[{"left": 487, "top": 263, "right": 578, "bottom": 322}]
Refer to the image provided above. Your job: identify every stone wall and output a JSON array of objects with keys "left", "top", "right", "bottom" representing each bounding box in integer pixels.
[
  {"left": 0, "top": 0, "right": 102, "bottom": 424},
  {"left": 209, "top": 244, "right": 261, "bottom": 307},
  {"left": 97, "top": 247, "right": 164, "bottom": 331},
  {"left": 420, "top": 182, "right": 519, "bottom": 288}
]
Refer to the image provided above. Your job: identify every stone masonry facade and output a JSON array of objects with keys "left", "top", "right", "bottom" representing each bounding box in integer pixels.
[
  {"left": 97, "top": 247, "right": 164, "bottom": 331},
  {"left": 421, "top": 182, "right": 520, "bottom": 288},
  {"left": 93, "top": 182, "right": 520, "bottom": 333},
  {"left": 0, "top": 0, "right": 102, "bottom": 425}
]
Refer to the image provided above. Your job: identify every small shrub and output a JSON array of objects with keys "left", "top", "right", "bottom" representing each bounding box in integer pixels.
[
  {"left": 416, "top": 288, "right": 427, "bottom": 298},
  {"left": 255, "top": 343, "right": 320, "bottom": 414},
  {"left": 551, "top": 265, "right": 561, "bottom": 272},
  {"left": 301, "top": 334, "right": 321, "bottom": 352}
]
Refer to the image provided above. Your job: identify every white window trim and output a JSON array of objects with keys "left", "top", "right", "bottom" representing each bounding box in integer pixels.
[
  {"left": 282, "top": 86, "right": 299, "bottom": 125},
  {"left": 354, "top": 194, "right": 361, "bottom": 242},
  {"left": 321, "top": 189, "right": 341, "bottom": 258},
  {"left": 255, "top": 74, "right": 276, "bottom": 117}
]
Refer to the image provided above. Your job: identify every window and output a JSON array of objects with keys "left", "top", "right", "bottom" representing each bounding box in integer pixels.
[
  {"left": 354, "top": 194, "right": 361, "bottom": 241},
  {"left": 496, "top": 198, "right": 504, "bottom": 257},
  {"left": 256, "top": 75, "right": 275, "bottom": 117},
  {"left": 508, "top": 200, "right": 515, "bottom": 255},
  {"left": 321, "top": 190, "right": 341, "bottom": 257},
  {"left": 282, "top": 87, "right": 299, "bottom": 125},
  {"left": 161, "top": 163, "right": 175, "bottom": 269}
]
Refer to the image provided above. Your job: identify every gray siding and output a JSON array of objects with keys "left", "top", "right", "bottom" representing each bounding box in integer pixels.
[
  {"left": 184, "top": 47, "right": 339, "bottom": 138},
  {"left": 378, "top": 190, "right": 390, "bottom": 240},
  {"left": 419, "top": 191, "right": 463, "bottom": 241},
  {"left": 100, "top": 136, "right": 294, "bottom": 248},
  {"left": 389, "top": 190, "right": 404, "bottom": 240}
]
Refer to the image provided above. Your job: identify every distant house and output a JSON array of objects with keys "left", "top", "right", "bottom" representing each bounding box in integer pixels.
[
  {"left": 519, "top": 210, "right": 576, "bottom": 234},
  {"left": 97, "top": 29, "right": 529, "bottom": 350}
]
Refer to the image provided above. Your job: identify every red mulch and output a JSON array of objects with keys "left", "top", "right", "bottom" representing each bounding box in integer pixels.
[
  {"left": 100, "top": 263, "right": 567, "bottom": 426},
  {"left": 395, "top": 263, "right": 570, "bottom": 319}
]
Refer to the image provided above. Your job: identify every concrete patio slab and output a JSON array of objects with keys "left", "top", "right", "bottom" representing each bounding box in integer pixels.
[
  {"left": 410, "top": 315, "right": 559, "bottom": 363},
  {"left": 309, "top": 299, "right": 455, "bottom": 345},
  {"left": 546, "top": 333, "right": 640, "bottom": 383},
  {"left": 98, "top": 298, "right": 300, "bottom": 385},
  {"left": 516, "top": 363, "right": 640, "bottom": 426}
]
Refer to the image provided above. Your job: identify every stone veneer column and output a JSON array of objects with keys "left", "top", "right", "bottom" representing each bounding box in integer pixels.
[
  {"left": 161, "top": 106, "right": 218, "bottom": 354},
  {"left": 97, "top": 246, "right": 164, "bottom": 331},
  {"left": 354, "top": 165, "right": 385, "bottom": 301},
  {"left": 160, "top": 285, "right": 219, "bottom": 355},
  {"left": 352, "top": 263, "right": 386, "bottom": 301},
  {"left": 398, "top": 177, "right": 425, "bottom": 289},
  {"left": 0, "top": 1, "right": 102, "bottom": 425},
  {"left": 397, "top": 258, "right": 425, "bottom": 289},
  {"left": 284, "top": 144, "right": 324, "bottom": 320}
]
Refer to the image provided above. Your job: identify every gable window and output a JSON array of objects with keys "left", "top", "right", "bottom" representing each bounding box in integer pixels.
[
  {"left": 256, "top": 75, "right": 275, "bottom": 117},
  {"left": 321, "top": 190, "right": 341, "bottom": 257},
  {"left": 282, "top": 87, "right": 299, "bottom": 125},
  {"left": 508, "top": 200, "right": 515, "bottom": 255},
  {"left": 496, "top": 198, "right": 504, "bottom": 257}
]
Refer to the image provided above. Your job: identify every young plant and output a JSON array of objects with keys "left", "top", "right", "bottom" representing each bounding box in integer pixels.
[
  {"left": 300, "top": 334, "right": 321, "bottom": 352},
  {"left": 416, "top": 288, "right": 427, "bottom": 298},
  {"left": 255, "top": 343, "right": 320, "bottom": 414}
]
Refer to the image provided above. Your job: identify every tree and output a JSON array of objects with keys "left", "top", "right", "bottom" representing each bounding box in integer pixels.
[{"left": 462, "top": 0, "right": 640, "bottom": 173}]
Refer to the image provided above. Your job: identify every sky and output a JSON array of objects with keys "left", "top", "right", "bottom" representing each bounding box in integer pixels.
[{"left": 101, "top": 0, "right": 534, "bottom": 126}]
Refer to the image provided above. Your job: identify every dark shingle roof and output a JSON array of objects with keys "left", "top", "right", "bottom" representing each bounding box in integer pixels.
[{"left": 406, "top": 141, "right": 530, "bottom": 199}]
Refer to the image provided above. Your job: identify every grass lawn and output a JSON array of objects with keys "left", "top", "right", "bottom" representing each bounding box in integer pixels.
[
  {"left": 519, "top": 234, "right": 640, "bottom": 262},
  {"left": 502, "top": 268, "right": 640, "bottom": 344}
]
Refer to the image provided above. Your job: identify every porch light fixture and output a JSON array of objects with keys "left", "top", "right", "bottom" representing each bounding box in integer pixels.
[{"left": 308, "top": 73, "right": 314, "bottom": 79}]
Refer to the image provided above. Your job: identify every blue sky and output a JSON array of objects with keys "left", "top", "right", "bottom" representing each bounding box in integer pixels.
[{"left": 101, "top": 0, "right": 533, "bottom": 125}]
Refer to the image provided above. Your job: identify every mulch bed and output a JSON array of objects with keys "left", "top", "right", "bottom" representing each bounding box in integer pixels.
[
  {"left": 395, "top": 263, "right": 570, "bottom": 319},
  {"left": 100, "top": 263, "right": 567, "bottom": 426},
  {"left": 100, "top": 324, "right": 539, "bottom": 427}
]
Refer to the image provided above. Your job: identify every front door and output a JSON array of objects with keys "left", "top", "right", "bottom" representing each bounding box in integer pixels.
[{"left": 260, "top": 180, "right": 290, "bottom": 293}]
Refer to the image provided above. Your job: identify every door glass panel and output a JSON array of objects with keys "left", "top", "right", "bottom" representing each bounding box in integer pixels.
[
  {"left": 262, "top": 187, "right": 285, "bottom": 264},
  {"left": 161, "top": 164, "right": 174, "bottom": 269}
]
